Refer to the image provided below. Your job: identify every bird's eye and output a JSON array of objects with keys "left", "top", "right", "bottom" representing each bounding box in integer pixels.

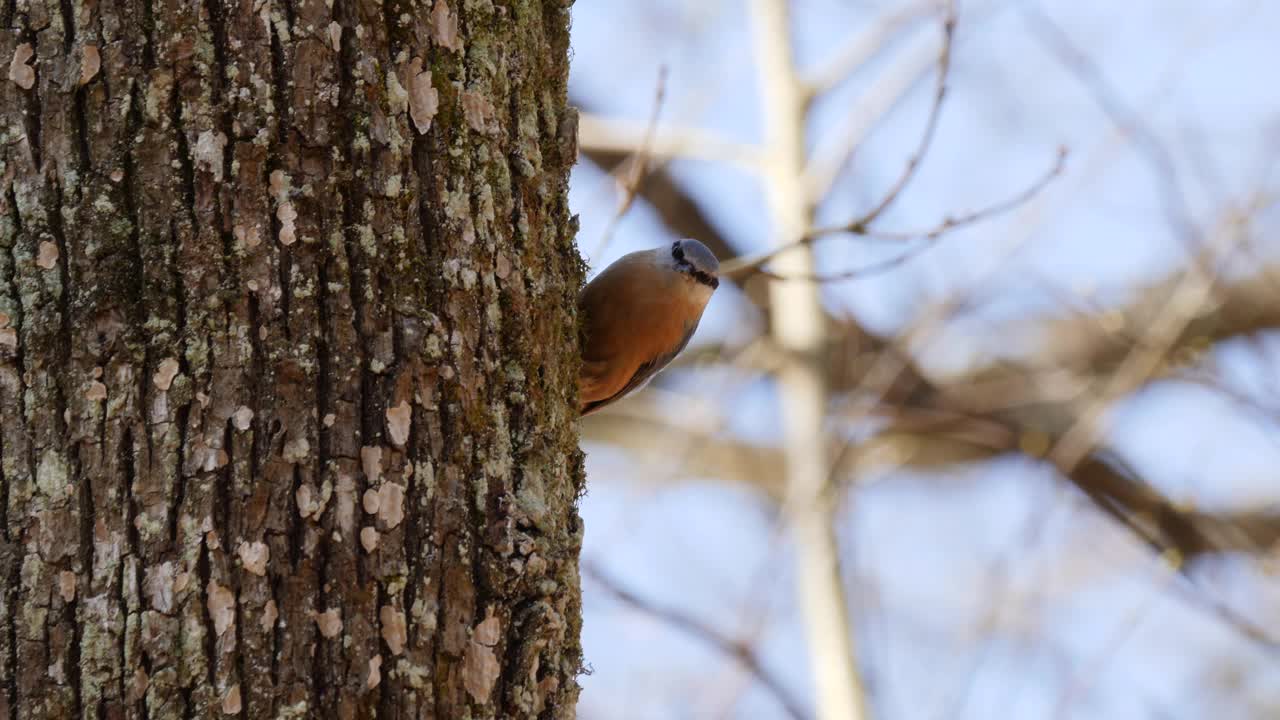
[{"left": 672, "top": 243, "right": 685, "bottom": 262}]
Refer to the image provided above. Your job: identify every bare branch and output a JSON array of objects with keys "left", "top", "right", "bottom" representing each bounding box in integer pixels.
[
  {"left": 1066, "top": 454, "right": 1280, "bottom": 567},
  {"left": 588, "top": 398, "right": 1280, "bottom": 570},
  {"left": 593, "top": 66, "right": 670, "bottom": 257},
  {"left": 1069, "top": 457, "right": 1280, "bottom": 652},
  {"left": 837, "top": 5, "right": 956, "bottom": 231},
  {"left": 1031, "top": 261, "right": 1280, "bottom": 380},
  {"left": 1051, "top": 565, "right": 1174, "bottom": 717},
  {"left": 804, "top": 31, "right": 943, "bottom": 203},
  {"left": 724, "top": 146, "right": 1067, "bottom": 283},
  {"left": 573, "top": 108, "right": 742, "bottom": 261},
  {"left": 579, "top": 394, "right": 786, "bottom": 497},
  {"left": 584, "top": 564, "right": 810, "bottom": 720},
  {"left": 802, "top": 2, "right": 939, "bottom": 99},
  {"left": 749, "top": 240, "right": 935, "bottom": 283},
  {"left": 1019, "top": 3, "right": 1201, "bottom": 249},
  {"left": 819, "top": 145, "right": 1069, "bottom": 241},
  {"left": 577, "top": 112, "right": 762, "bottom": 170}
]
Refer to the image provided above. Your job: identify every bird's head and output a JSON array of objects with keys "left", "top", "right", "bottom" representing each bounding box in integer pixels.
[{"left": 667, "top": 238, "right": 720, "bottom": 292}]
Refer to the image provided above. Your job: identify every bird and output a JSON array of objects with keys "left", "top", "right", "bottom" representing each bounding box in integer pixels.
[{"left": 577, "top": 238, "right": 719, "bottom": 416}]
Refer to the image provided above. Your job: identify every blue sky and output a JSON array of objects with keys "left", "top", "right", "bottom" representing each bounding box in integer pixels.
[{"left": 568, "top": 1, "right": 1280, "bottom": 717}]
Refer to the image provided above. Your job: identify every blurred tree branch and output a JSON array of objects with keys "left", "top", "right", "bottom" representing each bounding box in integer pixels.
[
  {"left": 593, "top": 67, "right": 670, "bottom": 258},
  {"left": 584, "top": 564, "right": 809, "bottom": 720},
  {"left": 584, "top": 257, "right": 1280, "bottom": 573},
  {"left": 1019, "top": 3, "right": 1200, "bottom": 248},
  {"left": 574, "top": 14, "right": 1280, "bottom": 603},
  {"left": 802, "top": 2, "right": 938, "bottom": 100},
  {"left": 578, "top": 113, "right": 762, "bottom": 170},
  {"left": 730, "top": 147, "right": 1067, "bottom": 282},
  {"left": 584, "top": 406, "right": 1280, "bottom": 562},
  {"left": 571, "top": 0, "right": 1280, "bottom": 712},
  {"left": 803, "top": 20, "right": 945, "bottom": 202}
]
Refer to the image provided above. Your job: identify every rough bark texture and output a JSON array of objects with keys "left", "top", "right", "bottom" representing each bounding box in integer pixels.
[{"left": 0, "top": 0, "right": 585, "bottom": 717}]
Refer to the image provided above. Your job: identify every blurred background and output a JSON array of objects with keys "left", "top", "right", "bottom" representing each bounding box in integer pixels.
[{"left": 567, "top": 1, "right": 1280, "bottom": 718}]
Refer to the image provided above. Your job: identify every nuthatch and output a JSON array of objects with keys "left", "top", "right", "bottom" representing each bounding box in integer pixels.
[{"left": 578, "top": 238, "right": 720, "bottom": 415}]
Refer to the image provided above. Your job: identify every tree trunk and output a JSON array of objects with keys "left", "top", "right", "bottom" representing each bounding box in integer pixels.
[{"left": 0, "top": 0, "right": 584, "bottom": 717}]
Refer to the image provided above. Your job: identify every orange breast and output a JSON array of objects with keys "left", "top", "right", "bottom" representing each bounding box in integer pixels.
[{"left": 577, "top": 256, "right": 702, "bottom": 409}]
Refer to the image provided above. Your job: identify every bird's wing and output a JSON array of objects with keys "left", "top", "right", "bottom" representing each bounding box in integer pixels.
[{"left": 580, "top": 322, "right": 695, "bottom": 415}]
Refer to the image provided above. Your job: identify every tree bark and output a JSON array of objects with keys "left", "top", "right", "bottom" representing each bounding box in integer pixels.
[{"left": 0, "top": 0, "right": 584, "bottom": 717}]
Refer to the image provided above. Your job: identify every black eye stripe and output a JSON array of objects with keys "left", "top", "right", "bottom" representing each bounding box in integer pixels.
[
  {"left": 673, "top": 244, "right": 717, "bottom": 289},
  {"left": 679, "top": 264, "right": 718, "bottom": 289}
]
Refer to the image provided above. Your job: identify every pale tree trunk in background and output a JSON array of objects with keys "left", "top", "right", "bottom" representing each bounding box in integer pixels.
[
  {"left": 0, "top": 0, "right": 585, "bottom": 717},
  {"left": 750, "top": 2, "right": 867, "bottom": 719}
]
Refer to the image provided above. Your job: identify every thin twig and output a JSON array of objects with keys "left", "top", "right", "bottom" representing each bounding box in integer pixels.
[
  {"left": 1019, "top": 3, "right": 1201, "bottom": 250},
  {"left": 1036, "top": 219, "right": 1280, "bottom": 648},
  {"left": 812, "top": 145, "right": 1067, "bottom": 242},
  {"left": 1051, "top": 564, "right": 1169, "bottom": 719},
  {"left": 577, "top": 112, "right": 762, "bottom": 170},
  {"left": 594, "top": 66, "right": 670, "bottom": 258},
  {"left": 839, "top": 4, "right": 956, "bottom": 232},
  {"left": 725, "top": 146, "right": 1067, "bottom": 283},
  {"left": 804, "top": 34, "right": 942, "bottom": 203},
  {"left": 584, "top": 563, "right": 809, "bottom": 720},
  {"left": 1045, "top": 234, "right": 1232, "bottom": 472},
  {"left": 803, "top": 2, "right": 938, "bottom": 99},
  {"left": 752, "top": 240, "right": 934, "bottom": 283}
]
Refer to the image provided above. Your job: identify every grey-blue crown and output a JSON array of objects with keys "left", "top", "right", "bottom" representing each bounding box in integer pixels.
[{"left": 671, "top": 238, "right": 719, "bottom": 282}]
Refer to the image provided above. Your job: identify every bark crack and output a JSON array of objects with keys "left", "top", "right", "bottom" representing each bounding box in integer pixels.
[
  {"left": 169, "top": 88, "right": 197, "bottom": 231},
  {"left": 333, "top": 7, "right": 373, "bottom": 565},
  {"left": 166, "top": 401, "right": 190, "bottom": 544},
  {"left": 315, "top": 243, "right": 333, "bottom": 485},
  {"left": 0, "top": 425, "right": 6, "bottom": 539},
  {"left": 0, "top": 214, "right": 8, "bottom": 547},
  {"left": 4, "top": 544, "right": 17, "bottom": 720},
  {"left": 2, "top": 186, "right": 35, "bottom": 527},
  {"left": 286, "top": 464, "right": 304, "bottom": 570},
  {"left": 380, "top": 0, "right": 403, "bottom": 64},
  {"left": 121, "top": 83, "right": 146, "bottom": 318},
  {"left": 267, "top": 13, "right": 291, "bottom": 145},
  {"left": 267, "top": 573, "right": 281, "bottom": 694},
  {"left": 57, "top": 0, "right": 76, "bottom": 51},
  {"left": 46, "top": 176, "right": 89, "bottom": 718},
  {"left": 200, "top": 0, "right": 237, "bottom": 291},
  {"left": 276, "top": 245, "right": 292, "bottom": 341},
  {"left": 311, "top": 541, "right": 335, "bottom": 712},
  {"left": 196, "top": 527, "right": 218, "bottom": 691},
  {"left": 65, "top": 567, "right": 84, "bottom": 720},
  {"left": 18, "top": 27, "right": 42, "bottom": 171},
  {"left": 120, "top": 426, "right": 145, "bottom": 717},
  {"left": 140, "top": 0, "right": 156, "bottom": 70},
  {"left": 46, "top": 182, "right": 74, "bottom": 422},
  {"left": 72, "top": 86, "right": 92, "bottom": 171}
]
